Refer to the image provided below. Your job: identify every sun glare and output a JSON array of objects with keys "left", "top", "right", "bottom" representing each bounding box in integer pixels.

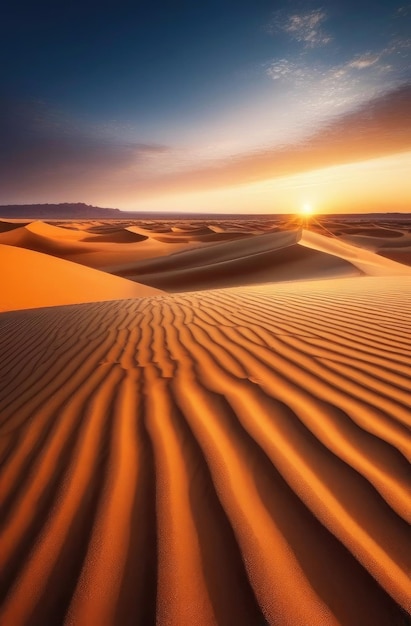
[{"left": 301, "top": 203, "right": 313, "bottom": 215}]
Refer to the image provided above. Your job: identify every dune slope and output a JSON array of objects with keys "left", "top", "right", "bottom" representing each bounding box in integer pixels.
[
  {"left": 300, "top": 230, "right": 411, "bottom": 276},
  {"left": 108, "top": 229, "right": 363, "bottom": 290},
  {"left": 0, "top": 244, "right": 162, "bottom": 312},
  {"left": 0, "top": 275, "right": 410, "bottom": 625},
  {"left": 109, "top": 229, "right": 411, "bottom": 292},
  {"left": 0, "top": 220, "right": 29, "bottom": 233}
]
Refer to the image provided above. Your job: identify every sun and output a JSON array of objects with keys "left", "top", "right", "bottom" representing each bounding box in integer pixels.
[{"left": 301, "top": 203, "right": 313, "bottom": 216}]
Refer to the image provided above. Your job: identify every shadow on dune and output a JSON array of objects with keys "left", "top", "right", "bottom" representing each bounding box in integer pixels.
[
  {"left": 127, "top": 242, "right": 359, "bottom": 291},
  {"left": 0, "top": 221, "right": 29, "bottom": 233},
  {"left": 82, "top": 230, "right": 148, "bottom": 243}
]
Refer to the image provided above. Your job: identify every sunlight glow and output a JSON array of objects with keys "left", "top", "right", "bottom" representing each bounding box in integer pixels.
[
  {"left": 301, "top": 203, "right": 313, "bottom": 215},
  {"left": 113, "top": 151, "right": 411, "bottom": 213}
]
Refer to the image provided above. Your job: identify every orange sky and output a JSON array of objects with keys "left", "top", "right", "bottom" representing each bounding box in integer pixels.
[
  {"left": 116, "top": 151, "right": 411, "bottom": 214},
  {"left": 1, "top": 84, "right": 409, "bottom": 213},
  {"left": 88, "top": 85, "right": 411, "bottom": 213}
]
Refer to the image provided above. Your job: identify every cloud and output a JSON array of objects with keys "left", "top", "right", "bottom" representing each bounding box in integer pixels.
[
  {"left": 126, "top": 84, "right": 411, "bottom": 197},
  {"left": 264, "top": 56, "right": 367, "bottom": 116},
  {"left": 268, "top": 9, "right": 331, "bottom": 47},
  {"left": 1, "top": 83, "right": 409, "bottom": 207},
  {"left": 348, "top": 54, "right": 381, "bottom": 70},
  {"left": 265, "top": 41, "right": 407, "bottom": 116},
  {"left": 265, "top": 59, "right": 317, "bottom": 82},
  {"left": 266, "top": 52, "right": 386, "bottom": 85},
  {"left": 396, "top": 5, "right": 410, "bottom": 17}
]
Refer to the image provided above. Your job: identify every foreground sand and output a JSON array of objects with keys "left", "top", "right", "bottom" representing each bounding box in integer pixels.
[
  {"left": 1, "top": 275, "right": 410, "bottom": 625},
  {"left": 0, "top": 216, "right": 410, "bottom": 625}
]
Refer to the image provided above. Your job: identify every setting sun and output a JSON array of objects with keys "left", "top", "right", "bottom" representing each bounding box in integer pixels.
[{"left": 301, "top": 203, "right": 313, "bottom": 215}]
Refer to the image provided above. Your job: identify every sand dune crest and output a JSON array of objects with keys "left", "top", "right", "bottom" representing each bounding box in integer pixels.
[{"left": 300, "top": 230, "right": 411, "bottom": 276}]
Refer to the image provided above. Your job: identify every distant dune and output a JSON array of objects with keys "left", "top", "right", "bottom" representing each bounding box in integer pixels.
[
  {"left": 0, "top": 220, "right": 29, "bottom": 233},
  {"left": 82, "top": 230, "right": 148, "bottom": 243},
  {"left": 127, "top": 224, "right": 255, "bottom": 243},
  {"left": 0, "top": 215, "right": 410, "bottom": 625},
  {"left": 0, "top": 220, "right": 217, "bottom": 268}
]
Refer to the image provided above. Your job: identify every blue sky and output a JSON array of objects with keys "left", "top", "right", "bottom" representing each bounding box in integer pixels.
[{"left": 1, "top": 0, "right": 410, "bottom": 211}]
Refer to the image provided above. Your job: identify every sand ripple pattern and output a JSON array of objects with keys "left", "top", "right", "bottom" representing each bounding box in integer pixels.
[{"left": 0, "top": 276, "right": 410, "bottom": 626}]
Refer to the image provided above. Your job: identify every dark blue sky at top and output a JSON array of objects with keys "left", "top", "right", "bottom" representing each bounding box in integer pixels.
[
  {"left": 2, "top": 0, "right": 408, "bottom": 124},
  {"left": 2, "top": 1, "right": 271, "bottom": 121},
  {"left": 0, "top": 0, "right": 410, "bottom": 207}
]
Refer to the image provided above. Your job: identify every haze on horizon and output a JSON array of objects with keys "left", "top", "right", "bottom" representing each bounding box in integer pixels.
[{"left": 1, "top": 0, "right": 410, "bottom": 214}]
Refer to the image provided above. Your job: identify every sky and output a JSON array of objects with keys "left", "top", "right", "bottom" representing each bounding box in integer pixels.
[{"left": 1, "top": 0, "right": 410, "bottom": 213}]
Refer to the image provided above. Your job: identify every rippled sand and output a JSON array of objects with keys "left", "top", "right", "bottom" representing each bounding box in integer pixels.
[{"left": 0, "top": 217, "right": 410, "bottom": 625}]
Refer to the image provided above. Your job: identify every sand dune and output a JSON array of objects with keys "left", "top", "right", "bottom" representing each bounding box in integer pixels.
[
  {"left": 69, "top": 237, "right": 215, "bottom": 269},
  {"left": 128, "top": 240, "right": 359, "bottom": 291},
  {"left": 3, "top": 220, "right": 410, "bottom": 286},
  {"left": 103, "top": 229, "right": 301, "bottom": 277},
  {"left": 0, "top": 275, "right": 410, "bottom": 625},
  {"left": 333, "top": 231, "right": 411, "bottom": 267},
  {"left": 25, "top": 221, "right": 97, "bottom": 241},
  {"left": 378, "top": 247, "right": 411, "bottom": 266},
  {"left": 81, "top": 230, "right": 148, "bottom": 243},
  {"left": 339, "top": 227, "right": 404, "bottom": 238},
  {"left": 1, "top": 217, "right": 410, "bottom": 625},
  {"left": 0, "top": 220, "right": 29, "bottom": 233},
  {"left": 170, "top": 225, "right": 212, "bottom": 233},
  {"left": 0, "top": 222, "right": 97, "bottom": 255},
  {"left": 0, "top": 244, "right": 162, "bottom": 312},
  {"left": 108, "top": 229, "right": 411, "bottom": 292},
  {"left": 300, "top": 230, "right": 411, "bottom": 276},
  {"left": 127, "top": 224, "right": 253, "bottom": 243},
  {"left": 0, "top": 220, "right": 221, "bottom": 268}
]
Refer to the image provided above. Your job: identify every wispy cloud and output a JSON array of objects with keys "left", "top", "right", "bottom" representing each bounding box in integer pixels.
[
  {"left": 268, "top": 9, "right": 331, "bottom": 48},
  {"left": 1, "top": 85, "right": 409, "bottom": 207},
  {"left": 117, "top": 85, "right": 411, "bottom": 199},
  {"left": 396, "top": 5, "right": 410, "bottom": 17},
  {"left": 265, "top": 53, "right": 384, "bottom": 84},
  {"left": 266, "top": 59, "right": 314, "bottom": 82},
  {"left": 348, "top": 53, "right": 381, "bottom": 70},
  {"left": 265, "top": 56, "right": 364, "bottom": 115},
  {"left": 265, "top": 39, "right": 408, "bottom": 118}
]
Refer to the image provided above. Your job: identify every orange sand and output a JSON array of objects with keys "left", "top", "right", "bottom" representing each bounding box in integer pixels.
[
  {"left": 0, "top": 217, "right": 410, "bottom": 625},
  {"left": 0, "top": 244, "right": 162, "bottom": 312}
]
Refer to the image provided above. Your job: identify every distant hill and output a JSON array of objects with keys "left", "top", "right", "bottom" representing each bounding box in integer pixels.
[{"left": 0, "top": 203, "right": 123, "bottom": 219}]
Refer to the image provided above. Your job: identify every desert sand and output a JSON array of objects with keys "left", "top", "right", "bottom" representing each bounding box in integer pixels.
[
  {"left": 0, "top": 244, "right": 162, "bottom": 312},
  {"left": 0, "top": 215, "right": 410, "bottom": 625}
]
